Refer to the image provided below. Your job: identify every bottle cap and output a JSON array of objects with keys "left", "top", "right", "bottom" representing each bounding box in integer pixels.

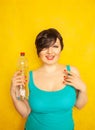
[{"left": 20, "top": 52, "right": 25, "bottom": 56}]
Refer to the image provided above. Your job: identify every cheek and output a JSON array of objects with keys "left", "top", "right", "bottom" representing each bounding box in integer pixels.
[
  {"left": 55, "top": 48, "right": 61, "bottom": 55},
  {"left": 39, "top": 52, "right": 46, "bottom": 59},
  {"left": 39, "top": 50, "right": 47, "bottom": 56}
]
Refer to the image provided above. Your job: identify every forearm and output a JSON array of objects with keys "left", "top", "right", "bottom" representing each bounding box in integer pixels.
[
  {"left": 11, "top": 91, "right": 31, "bottom": 118},
  {"left": 75, "top": 90, "right": 88, "bottom": 109}
]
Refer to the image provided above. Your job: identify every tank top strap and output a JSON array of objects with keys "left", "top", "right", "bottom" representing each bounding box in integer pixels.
[
  {"left": 28, "top": 71, "right": 34, "bottom": 90},
  {"left": 29, "top": 71, "right": 32, "bottom": 78},
  {"left": 66, "top": 65, "right": 71, "bottom": 71}
]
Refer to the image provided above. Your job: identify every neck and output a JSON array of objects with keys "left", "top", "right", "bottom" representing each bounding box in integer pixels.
[{"left": 42, "top": 63, "right": 59, "bottom": 73}]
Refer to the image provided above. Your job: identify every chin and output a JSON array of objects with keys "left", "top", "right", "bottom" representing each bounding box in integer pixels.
[{"left": 44, "top": 60, "right": 58, "bottom": 65}]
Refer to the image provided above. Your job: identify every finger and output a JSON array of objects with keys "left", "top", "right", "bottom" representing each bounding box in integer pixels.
[
  {"left": 63, "top": 70, "right": 73, "bottom": 78},
  {"left": 15, "top": 80, "right": 25, "bottom": 87},
  {"left": 63, "top": 69, "right": 68, "bottom": 75},
  {"left": 63, "top": 68, "right": 78, "bottom": 77},
  {"left": 64, "top": 76, "right": 75, "bottom": 83},
  {"left": 14, "top": 70, "right": 22, "bottom": 77},
  {"left": 16, "top": 82, "right": 25, "bottom": 87},
  {"left": 13, "top": 78, "right": 26, "bottom": 87},
  {"left": 16, "top": 78, "right": 26, "bottom": 85},
  {"left": 63, "top": 73, "right": 73, "bottom": 81},
  {"left": 15, "top": 75, "right": 26, "bottom": 81},
  {"left": 12, "top": 71, "right": 22, "bottom": 82},
  {"left": 64, "top": 80, "right": 75, "bottom": 87},
  {"left": 68, "top": 71, "right": 80, "bottom": 78},
  {"left": 12, "top": 74, "right": 27, "bottom": 84},
  {"left": 65, "top": 78, "right": 72, "bottom": 83}
]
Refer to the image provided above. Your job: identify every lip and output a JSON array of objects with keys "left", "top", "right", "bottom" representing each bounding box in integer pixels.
[{"left": 45, "top": 55, "right": 55, "bottom": 60}]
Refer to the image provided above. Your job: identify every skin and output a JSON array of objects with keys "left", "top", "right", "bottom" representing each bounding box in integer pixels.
[{"left": 10, "top": 38, "right": 88, "bottom": 118}]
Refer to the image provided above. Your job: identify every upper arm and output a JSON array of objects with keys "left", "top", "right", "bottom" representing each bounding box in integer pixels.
[{"left": 70, "top": 66, "right": 80, "bottom": 98}]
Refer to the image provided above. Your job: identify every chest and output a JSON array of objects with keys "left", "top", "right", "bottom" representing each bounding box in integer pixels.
[
  {"left": 33, "top": 72, "right": 65, "bottom": 91},
  {"left": 29, "top": 85, "right": 76, "bottom": 113}
]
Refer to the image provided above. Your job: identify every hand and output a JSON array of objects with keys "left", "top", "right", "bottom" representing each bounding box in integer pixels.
[
  {"left": 10, "top": 71, "right": 26, "bottom": 97},
  {"left": 63, "top": 70, "right": 86, "bottom": 92}
]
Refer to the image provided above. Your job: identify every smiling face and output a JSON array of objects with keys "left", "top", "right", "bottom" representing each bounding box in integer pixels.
[
  {"left": 35, "top": 28, "right": 64, "bottom": 56},
  {"left": 39, "top": 38, "right": 61, "bottom": 65}
]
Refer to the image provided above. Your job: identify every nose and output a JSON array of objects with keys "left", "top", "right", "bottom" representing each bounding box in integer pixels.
[{"left": 47, "top": 47, "right": 53, "bottom": 54}]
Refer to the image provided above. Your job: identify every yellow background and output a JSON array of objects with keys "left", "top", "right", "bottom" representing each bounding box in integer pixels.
[{"left": 0, "top": 0, "right": 95, "bottom": 130}]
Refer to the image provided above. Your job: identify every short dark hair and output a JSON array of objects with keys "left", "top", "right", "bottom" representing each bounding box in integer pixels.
[{"left": 35, "top": 28, "right": 64, "bottom": 56}]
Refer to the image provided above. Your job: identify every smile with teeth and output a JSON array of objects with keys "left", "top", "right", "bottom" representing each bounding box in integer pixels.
[{"left": 45, "top": 55, "right": 55, "bottom": 60}]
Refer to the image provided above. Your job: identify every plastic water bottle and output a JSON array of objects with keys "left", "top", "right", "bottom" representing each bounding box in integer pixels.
[{"left": 17, "top": 52, "right": 28, "bottom": 100}]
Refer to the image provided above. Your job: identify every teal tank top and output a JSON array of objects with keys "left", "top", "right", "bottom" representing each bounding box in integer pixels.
[{"left": 25, "top": 65, "right": 76, "bottom": 130}]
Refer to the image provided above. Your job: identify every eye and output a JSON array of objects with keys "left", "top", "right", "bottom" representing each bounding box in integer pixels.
[
  {"left": 53, "top": 45, "right": 59, "bottom": 48},
  {"left": 42, "top": 48, "right": 47, "bottom": 51}
]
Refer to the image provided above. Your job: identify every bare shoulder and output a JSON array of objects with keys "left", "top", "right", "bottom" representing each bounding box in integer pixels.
[{"left": 70, "top": 65, "right": 80, "bottom": 77}]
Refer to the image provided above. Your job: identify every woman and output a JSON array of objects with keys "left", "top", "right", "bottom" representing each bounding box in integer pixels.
[{"left": 10, "top": 28, "right": 88, "bottom": 130}]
